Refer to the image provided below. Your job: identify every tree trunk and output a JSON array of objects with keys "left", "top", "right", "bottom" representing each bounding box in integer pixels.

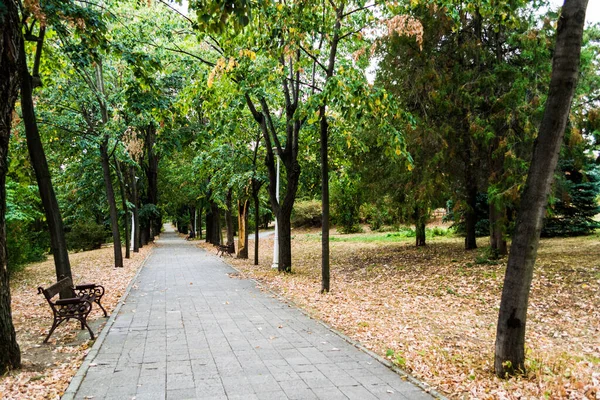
[
  {"left": 188, "top": 206, "right": 195, "bottom": 238},
  {"left": 225, "top": 189, "right": 234, "bottom": 246},
  {"left": 237, "top": 199, "right": 249, "bottom": 259},
  {"left": 100, "top": 138, "right": 123, "bottom": 268},
  {"left": 0, "top": 0, "right": 22, "bottom": 371},
  {"left": 130, "top": 166, "right": 140, "bottom": 252},
  {"left": 465, "top": 178, "right": 478, "bottom": 250},
  {"left": 18, "top": 32, "right": 72, "bottom": 284},
  {"left": 115, "top": 158, "right": 129, "bottom": 259},
  {"left": 253, "top": 189, "right": 260, "bottom": 265},
  {"left": 319, "top": 105, "right": 330, "bottom": 293},
  {"left": 198, "top": 206, "right": 203, "bottom": 240},
  {"left": 276, "top": 208, "right": 292, "bottom": 273},
  {"left": 415, "top": 207, "right": 426, "bottom": 247},
  {"left": 144, "top": 124, "right": 160, "bottom": 239},
  {"left": 209, "top": 201, "right": 221, "bottom": 245},
  {"left": 489, "top": 202, "right": 507, "bottom": 257},
  {"left": 205, "top": 206, "right": 212, "bottom": 243},
  {"left": 494, "top": 0, "right": 587, "bottom": 377}
]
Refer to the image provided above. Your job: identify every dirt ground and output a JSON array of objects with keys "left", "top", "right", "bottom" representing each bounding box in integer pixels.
[{"left": 210, "top": 227, "right": 600, "bottom": 399}]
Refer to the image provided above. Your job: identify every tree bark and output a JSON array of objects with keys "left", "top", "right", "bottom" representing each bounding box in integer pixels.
[
  {"left": 115, "top": 158, "right": 130, "bottom": 259},
  {"left": 100, "top": 138, "right": 123, "bottom": 268},
  {"left": 253, "top": 186, "right": 260, "bottom": 265},
  {"left": 188, "top": 206, "right": 196, "bottom": 238},
  {"left": 464, "top": 177, "right": 478, "bottom": 250},
  {"left": 237, "top": 199, "right": 249, "bottom": 259},
  {"left": 129, "top": 166, "right": 140, "bottom": 252},
  {"left": 489, "top": 202, "right": 507, "bottom": 257},
  {"left": 208, "top": 200, "right": 221, "bottom": 245},
  {"left": 319, "top": 105, "right": 330, "bottom": 293},
  {"left": 143, "top": 124, "right": 160, "bottom": 239},
  {"left": 415, "top": 207, "right": 426, "bottom": 247},
  {"left": 0, "top": 0, "right": 22, "bottom": 372},
  {"left": 494, "top": 0, "right": 588, "bottom": 377},
  {"left": 18, "top": 30, "right": 72, "bottom": 284},
  {"left": 225, "top": 189, "right": 234, "bottom": 246}
]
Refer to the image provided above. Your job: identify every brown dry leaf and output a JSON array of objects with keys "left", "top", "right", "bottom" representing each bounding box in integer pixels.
[
  {"left": 0, "top": 244, "right": 153, "bottom": 399},
  {"left": 212, "top": 228, "right": 600, "bottom": 399}
]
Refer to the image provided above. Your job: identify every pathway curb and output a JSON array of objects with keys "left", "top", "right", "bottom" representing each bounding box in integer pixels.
[
  {"left": 211, "top": 245, "right": 448, "bottom": 400},
  {"left": 62, "top": 247, "right": 154, "bottom": 400}
]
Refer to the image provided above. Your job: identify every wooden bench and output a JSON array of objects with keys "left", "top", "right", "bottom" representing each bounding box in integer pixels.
[
  {"left": 37, "top": 277, "right": 107, "bottom": 343},
  {"left": 216, "top": 242, "right": 234, "bottom": 257}
]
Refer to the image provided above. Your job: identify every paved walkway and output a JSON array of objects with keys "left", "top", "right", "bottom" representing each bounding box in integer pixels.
[{"left": 68, "top": 229, "right": 434, "bottom": 400}]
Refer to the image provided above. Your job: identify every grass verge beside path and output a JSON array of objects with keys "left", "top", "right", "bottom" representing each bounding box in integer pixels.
[
  {"left": 201, "top": 230, "right": 600, "bottom": 399},
  {"left": 0, "top": 244, "right": 153, "bottom": 399}
]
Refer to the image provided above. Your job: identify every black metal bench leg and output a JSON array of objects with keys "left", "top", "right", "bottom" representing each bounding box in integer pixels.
[
  {"left": 43, "top": 318, "right": 65, "bottom": 343},
  {"left": 96, "top": 300, "right": 108, "bottom": 317}
]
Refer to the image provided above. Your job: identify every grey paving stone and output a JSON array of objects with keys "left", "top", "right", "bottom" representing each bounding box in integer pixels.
[{"left": 71, "top": 229, "right": 434, "bottom": 400}]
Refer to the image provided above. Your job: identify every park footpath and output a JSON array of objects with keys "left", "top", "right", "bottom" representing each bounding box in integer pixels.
[{"left": 63, "top": 228, "right": 438, "bottom": 400}]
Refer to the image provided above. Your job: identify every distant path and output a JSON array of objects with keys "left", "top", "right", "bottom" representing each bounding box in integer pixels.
[{"left": 67, "top": 227, "right": 435, "bottom": 399}]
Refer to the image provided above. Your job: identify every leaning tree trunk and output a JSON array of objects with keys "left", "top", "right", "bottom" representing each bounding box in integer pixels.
[
  {"left": 464, "top": 177, "right": 478, "bottom": 250},
  {"left": 494, "top": 0, "right": 588, "bottom": 377},
  {"left": 100, "top": 138, "right": 123, "bottom": 268},
  {"left": 18, "top": 34, "right": 72, "bottom": 284},
  {"left": 0, "top": 0, "right": 22, "bottom": 372},
  {"left": 237, "top": 199, "right": 249, "bottom": 259}
]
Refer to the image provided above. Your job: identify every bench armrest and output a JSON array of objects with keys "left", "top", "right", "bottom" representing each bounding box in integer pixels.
[
  {"left": 75, "top": 283, "right": 98, "bottom": 290},
  {"left": 55, "top": 297, "right": 84, "bottom": 305}
]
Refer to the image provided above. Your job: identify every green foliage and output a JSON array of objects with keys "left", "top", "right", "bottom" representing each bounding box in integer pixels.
[
  {"left": 542, "top": 157, "right": 600, "bottom": 237},
  {"left": 360, "top": 200, "right": 398, "bottom": 231},
  {"left": 6, "top": 222, "right": 48, "bottom": 273},
  {"left": 331, "top": 173, "right": 362, "bottom": 234},
  {"left": 445, "top": 196, "right": 490, "bottom": 237},
  {"left": 66, "top": 222, "right": 108, "bottom": 252},
  {"left": 291, "top": 199, "right": 322, "bottom": 228}
]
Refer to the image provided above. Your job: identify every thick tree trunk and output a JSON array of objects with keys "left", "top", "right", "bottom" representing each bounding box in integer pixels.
[
  {"left": 464, "top": 178, "right": 478, "bottom": 250},
  {"left": 225, "top": 189, "right": 234, "bottom": 246},
  {"left": 115, "top": 159, "right": 129, "bottom": 259},
  {"left": 100, "top": 139, "right": 123, "bottom": 268},
  {"left": 198, "top": 206, "right": 203, "bottom": 240},
  {"left": 209, "top": 201, "right": 221, "bottom": 245},
  {"left": 18, "top": 34, "right": 72, "bottom": 283},
  {"left": 205, "top": 207, "right": 212, "bottom": 243},
  {"left": 276, "top": 209, "right": 292, "bottom": 273},
  {"left": 237, "top": 199, "right": 249, "bottom": 259},
  {"left": 319, "top": 105, "right": 330, "bottom": 293},
  {"left": 0, "top": 0, "right": 22, "bottom": 371},
  {"left": 494, "top": 0, "right": 587, "bottom": 377}
]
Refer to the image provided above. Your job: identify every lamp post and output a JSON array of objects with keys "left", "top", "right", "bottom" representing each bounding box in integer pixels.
[{"left": 271, "top": 150, "right": 280, "bottom": 269}]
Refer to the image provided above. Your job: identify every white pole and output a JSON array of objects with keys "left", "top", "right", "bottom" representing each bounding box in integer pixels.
[
  {"left": 130, "top": 211, "right": 135, "bottom": 251},
  {"left": 272, "top": 153, "right": 280, "bottom": 269}
]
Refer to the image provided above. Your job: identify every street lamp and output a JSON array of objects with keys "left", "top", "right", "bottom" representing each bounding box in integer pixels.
[{"left": 272, "top": 149, "right": 280, "bottom": 269}]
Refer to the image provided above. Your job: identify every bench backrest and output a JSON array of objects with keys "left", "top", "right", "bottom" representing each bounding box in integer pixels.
[{"left": 38, "top": 277, "right": 74, "bottom": 300}]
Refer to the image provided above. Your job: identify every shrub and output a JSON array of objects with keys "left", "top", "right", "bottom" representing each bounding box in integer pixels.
[
  {"left": 331, "top": 174, "right": 362, "bottom": 234},
  {"left": 291, "top": 199, "right": 322, "bottom": 228},
  {"left": 7, "top": 221, "right": 48, "bottom": 274},
  {"left": 66, "top": 222, "right": 108, "bottom": 252}
]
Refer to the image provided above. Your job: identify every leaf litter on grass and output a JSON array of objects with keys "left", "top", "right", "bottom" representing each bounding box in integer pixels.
[
  {"left": 208, "top": 231, "right": 600, "bottom": 399},
  {"left": 0, "top": 245, "right": 152, "bottom": 400}
]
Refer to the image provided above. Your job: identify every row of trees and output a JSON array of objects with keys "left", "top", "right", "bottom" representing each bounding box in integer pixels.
[{"left": 0, "top": 0, "right": 596, "bottom": 383}]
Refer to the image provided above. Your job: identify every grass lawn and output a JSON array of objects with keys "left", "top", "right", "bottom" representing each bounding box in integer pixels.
[{"left": 216, "top": 227, "right": 600, "bottom": 399}]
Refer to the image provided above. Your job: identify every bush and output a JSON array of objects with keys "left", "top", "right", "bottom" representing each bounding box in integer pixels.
[
  {"left": 66, "top": 222, "right": 108, "bottom": 252},
  {"left": 331, "top": 174, "right": 362, "bottom": 234},
  {"left": 361, "top": 203, "right": 396, "bottom": 231},
  {"left": 292, "top": 199, "right": 322, "bottom": 228},
  {"left": 7, "top": 221, "right": 48, "bottom": 274}
]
